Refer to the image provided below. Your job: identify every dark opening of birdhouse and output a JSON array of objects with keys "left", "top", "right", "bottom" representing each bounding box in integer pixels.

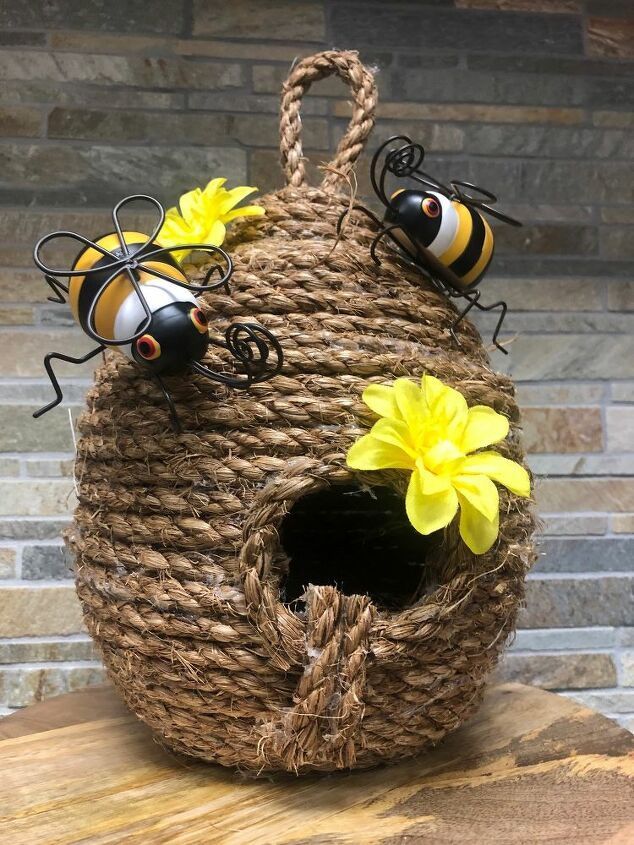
[{"left": 279, "top": 485, "right": 442, "bottom": 612}]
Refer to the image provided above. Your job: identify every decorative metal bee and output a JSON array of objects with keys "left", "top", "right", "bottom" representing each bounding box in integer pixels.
[
  {"left": 338, "top": 135, "right": 522, "bottom": 352},
  {"left": 32, "top": 194, "right": 283, "bottom": 431}
]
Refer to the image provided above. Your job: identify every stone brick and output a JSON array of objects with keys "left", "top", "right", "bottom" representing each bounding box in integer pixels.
[
  {"left": 25, "top": 459, "right": 74, "bottom": 478},
  {"left": 456, "top": 0, "right": 580, "bottom": 9},
  {"left": 465, "top": 125, "right": 634, "bottom": 159},
  {"left": 0, "top": 638, "right": 97, "bottom": 664},
  {"left": 518, "top": 161, "right": 632, "bottom": 203},
  {"left": 249, "top": 148, "right": 328, "bottom": 194},
  {"left": 49, "top": 32, "right": 172, "bottom": 53},
  {"left": 499, "top": 335, "right": 634, "bottom": 381},
  {"left": 608, "top": 282, "right": 634, "bottom": 311},
  {"left": 593, "top": 111, "right": 634, "bottom": 128},
  {"left": 517, "top": 383, "right": 605, "bottom": 405},
  {"left": 0, "top": 519, "right": 71, "bottom": 541},
  {"left": 334, "top": 100, "right": 584, "bottom": 126},
  {"left": 521, "top": 576, "right": 634, "bottom": 628},
  {"left": 511, "top": 627, "right": 615, "bottom": 651},
  {"left": 188, "top": 91, "right": 327, "bottom": 116},
  {"left": 602, "top": 207, "right": 634, "bottom": 224},
  {"left": 38, "top": 303, "right": 76, "bottom": 327},
  {"left": 0, "top": 458, "right": 20, "bottom": 477},
  {"left": 0, "top": 549, "right": 16, "bottom": 579},
  {"left": 0, "top": 383, "right": 87, "bottom": 405},
  {"left": 473, "top": 312, "right": 634, "bottom": 335},
  {"left": 498, "top": 653, "right": 616, "bottom": 690},
  {"left": 0, "top": 143, "right": 247, "bottom": 207},
  {"left": 0, "top": 665, "right": 105, "bottom": 708},
  {"left": 612, "top": 514, "right": 634, "bottom": 533},
  {"left": 564, "top": 690, "right": 634, "bottom": 714},
  {"left": 542, "top": 514, "right": 607, "bottom": 536},
  {"left": 0, "top": 51, "right": 242, "bottom": 92},
  {"left": 0, "top": 331, "right": 99, "bottom": 378},
  {"left": 606, "top": 407, "right": 634, "bottom": 452},
  {"left": 0, "top": 305, "right": 34, "bottom": 325},
  {"left": 0, "top": 1, "right": 186, "bottom": 34},
  {"left": 522, "top": 407, "right": 603, "bottom": 454},
  {"left": 194, "top": 0, "right": 324, "bottom": 40},
  {"left": 585, "top": 78, "right": 634, "bottom": 109},
  {"left": 0, "top": 80, "right": 185, "bottom": 111},
  {"left": 588, "top": 17, "right": 634, "bottom": 59},
  {"left": 601, "top": 228, "right": 634, "bottom": 260},
  {"left": 0, "top": 106, "right": 42, "bottom": 138},
  {"left": 48, "top": 108, "right": 329, "bottom": 150},
  {"left": 622, "top": 652, "right": 634, "bottom": 686},
  {"left": 177, "top": 39, "right": 316, "bottom": 61},
  {"left": 0, "top": 586, "right": 84, "bottom": 636},
  {"left": 536, "top": 478, "right": 634, "bottom": 513},
  {"left": 619, "top": 629, "right": 634, "bottom": 646},
  {"left": 253, "top": 64, "right": 348, "bottom": 97},
  {"left": 330, "top": 5, "right": 583, "bottom": 53},
  {"left": 0, "top": 481, "right": 76, "bottom": 517},
  {"left": 535, "top": 538, "right": 634, "bottom": 573},
  {"left": 0, "top": 406, "right": 77, "bottom": 451},
  {"left": 22, "top": 545, "right": 74, "bottom": 580},
  {"left": 612, "top": 383, "right": 634, "bottom": 402},
  {"left": 370, "top": 120, "right": 464, "bottom": 153},
  {"left": 0, "top": 31, "right": 47, "bottom": 47},
  {"left": 529, "top": 455, "right": 634, "bottom": 477}
]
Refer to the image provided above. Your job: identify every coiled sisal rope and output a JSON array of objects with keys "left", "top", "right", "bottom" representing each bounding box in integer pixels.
[{"left": 70, "top": 51, "right": 536, "bottom": 774}]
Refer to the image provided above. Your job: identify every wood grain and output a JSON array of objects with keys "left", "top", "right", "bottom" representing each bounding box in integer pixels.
[{"left": 1, "top": 683, "right": 633, "bottom": 845}]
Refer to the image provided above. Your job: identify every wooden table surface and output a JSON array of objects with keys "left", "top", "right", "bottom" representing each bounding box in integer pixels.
[{"left": 1, "top": 682, "right": 633, "bottom": 845}]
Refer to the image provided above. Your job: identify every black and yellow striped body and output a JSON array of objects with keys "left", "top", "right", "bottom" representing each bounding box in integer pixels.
[
  {"left": 385, "top": 189, "right": 494, "bottom": 291},
  {"left": 69, "top": 231, "right": 187, "bottom": 343}
]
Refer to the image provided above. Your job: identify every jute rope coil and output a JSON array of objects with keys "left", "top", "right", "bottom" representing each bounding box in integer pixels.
[{"left": 71, "top": 51, "right": 536, "bottom": 774}]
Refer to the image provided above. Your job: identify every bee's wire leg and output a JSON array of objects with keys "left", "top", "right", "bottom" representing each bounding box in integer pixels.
[
  {"left": 152, "top": 372, "right": 182, "bottom": 434},
  {"left": 33, "top": 345, "right": 106, "bottom": 419},
  {"left": 44, "top": 275, "right": 69, "bottom": 304},
  {"left": 336, "top": 203, "right": 383, "bottom": 235},
  {"left": 451, "top": 291, "right": 509, "bottom": 355},
  {"left": 369, "top": 224, "right": 408, "bottom": 265}
]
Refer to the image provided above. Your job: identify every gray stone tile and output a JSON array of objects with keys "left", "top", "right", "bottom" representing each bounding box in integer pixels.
[
  {"left": 498, "top": 653, "right": 617, "bottom": 690},
  {"left": 22, "top": 545, "right": 74, "bottom": 580},
  {"left": 511, "top": 627, "right": 616, "bottom": 651},
  {"left": 535, "top": 538, "right": 634, "bottom": 573},
  {"left": 0, "top": 520, "right": 71, "bottom": 542},
  {"left": 521, "top": 577, "right": 634, "bottom": 628},
  {"left": 330, "top": 5, "right": 584, "bottom": 54},
  {"left": 0, "top": 638, "right": 97, "bottom": 664},
  {"left": 0, "top": 0, "right": 186, "bottom": 34}
]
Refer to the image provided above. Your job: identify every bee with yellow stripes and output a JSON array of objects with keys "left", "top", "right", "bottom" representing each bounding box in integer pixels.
[
  {"left": 33, "top": 195, "right": 283, "bottom": 431},
  {"left": 338, "top": 136, "right": 522, "bottom": 353}
]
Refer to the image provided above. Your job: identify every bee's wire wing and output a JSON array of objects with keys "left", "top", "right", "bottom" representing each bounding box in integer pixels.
[
  {"left": 84, "top": 264, "right": 153, "bottom": 346},
  {"left": 138, "top": 244, "right": 234, "bottom": 293},
  {"left": 111, "top": 195, "right": 167, "bottom": 257},
  {"left": 33, "top": 230, "right": 121, "bottom": 278},
  {"left": 450, "top": 181, "right": 522, "bottom": 227}
]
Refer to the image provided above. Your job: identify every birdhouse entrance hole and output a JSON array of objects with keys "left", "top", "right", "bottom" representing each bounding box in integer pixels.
[{"left": 279, "top": 484, "right": 441, "bottom": 612}]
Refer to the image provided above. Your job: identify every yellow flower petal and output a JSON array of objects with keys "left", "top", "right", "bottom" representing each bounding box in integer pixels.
[
  {"left": 219, "top": 185, "right": 259, "bottom": 214},
  {"left": 370, "top": 418, "right": 418, "bottom": 460},
  {"left": 222, "top": 205, "right": 265, "bottom": 222},
  {"left": 457, "top": 492, "right": 499, "bottom": 554},
  {"left": 416, "top": 459, "right": 452, "bottom": 495},
  {"left": 453, "top": 474, "right": 499, "bottom": 522},
  {"left": 346, "top": 433, "right": 415, "bottom": 471},
  {"left": 423, "top": 439, "right": 465, "bottom": 475},
  {"left": 394, "top": 378, "right": 427, "bottom": 441},
  {"left": 460, "top": 451, "right": 531, "bottom": 497},
  {"left": 422, "top": 374, "right": 468, "bottom": 439},
  {"left": 203, "top": 177, "right": 226, "bottom": 197},
  {"left": 462, "top": 405, "right": 509, "bottom": 453},
  {"left": 406, "top": 467, "right": 458, "bottom": 535},
  {"left": 362, "top": 383, "right": 400, "bottom": 420},
  {"left": 203, "top": 219, "right": 226, "bottom": 246},
  {"left": 179, "top": 187, "right": 204, "bottom": 225}
]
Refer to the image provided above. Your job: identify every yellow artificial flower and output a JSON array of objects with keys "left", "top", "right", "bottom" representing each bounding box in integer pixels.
[
  {"left": 157, "top": 177, "right": 265, "bottom": 260},
  {"left": 346, "top": 375, "right": 531, "bottom": 554}
]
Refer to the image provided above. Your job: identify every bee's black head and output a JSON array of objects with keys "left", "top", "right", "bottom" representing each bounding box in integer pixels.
[
  {"left": 384, "top": 188, "right": 445, "bottom": 247},
  {"left": 131, "top": 301, "right": 209, "bottom": 374}
]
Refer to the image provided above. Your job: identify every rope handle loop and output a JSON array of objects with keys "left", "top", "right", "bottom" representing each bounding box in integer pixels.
[{"left": 280, "top": 50, "right": 377, "bottom": 191}]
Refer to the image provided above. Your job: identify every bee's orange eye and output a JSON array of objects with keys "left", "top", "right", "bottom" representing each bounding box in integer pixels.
[
  {"left": 422, "top": 197, "right": 440, "bottom": 218},
  {"left": 190, "top": 307, "right": 208, "bottom": 334},
  {"left": 136, "top": 334, "right": 161, "bottom": 360}
]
